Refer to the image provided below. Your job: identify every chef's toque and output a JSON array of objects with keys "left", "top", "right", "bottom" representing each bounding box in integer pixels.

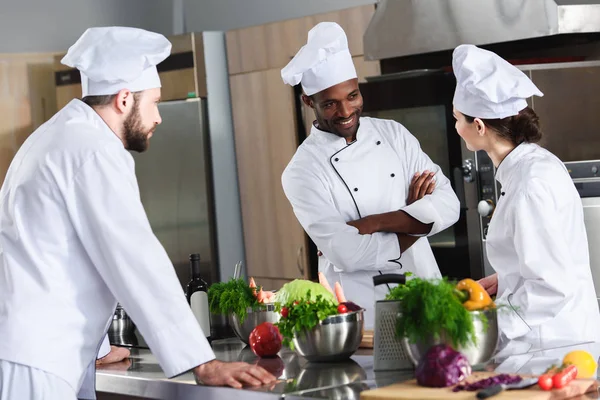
[
  {"left": 281, "top": 22, "right": 357, "bottom": 96},
  {"left": 61, "top": 26, "right": 172, "bottom": 97},
  {"left": 452, "top": 44, "right": 543, "bottom": 119}
]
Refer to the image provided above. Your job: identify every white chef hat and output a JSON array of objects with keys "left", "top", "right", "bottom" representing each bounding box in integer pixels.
[
  {"left": 61, "top": 26, "right": 172, "bottom": 97},
  {"left": 452, "top": 44, "right": 543, "bottom": 119},
  {"left": 281, "top": 22, "right": 357, "bottom": 96}
]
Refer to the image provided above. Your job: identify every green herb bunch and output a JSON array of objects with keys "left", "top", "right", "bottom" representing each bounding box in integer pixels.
[
  {"left": 274, "top": 290, "right": 338, "bottom": 350},
  {"left": 207, "top": 278, "right": 264, "bottom": 323},
  {"left": 386, "top": 276, "right": 481, "bottom": 348}
]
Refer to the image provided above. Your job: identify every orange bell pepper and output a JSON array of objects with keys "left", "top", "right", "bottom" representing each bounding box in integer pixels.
[{"left": 455, "top": 278, "right": 494, "bottom": 311}]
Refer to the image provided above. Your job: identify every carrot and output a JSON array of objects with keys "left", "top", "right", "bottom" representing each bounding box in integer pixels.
[
  {"left": 318, "top": 272, "right": 335, "bottom": 296},
  {"left": 334, "top": 282, "right": 347, "bottom": 303},
  {"left": 249, "top": 277, "right": 257, "bottom": 296}
]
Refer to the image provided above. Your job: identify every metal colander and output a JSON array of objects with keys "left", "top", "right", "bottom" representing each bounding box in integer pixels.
[{"left": 372, "top": 274, "right": 414, "bottom": 371}]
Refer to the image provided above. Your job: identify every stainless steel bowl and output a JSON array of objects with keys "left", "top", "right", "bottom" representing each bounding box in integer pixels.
[
  {"left": 292, "top": 309, "right": 364, "bottom": 362},
  {"left": 229, "top": 303, "right": 281, "bottom": 345},
  {"left": 402, "top": 309, "right": 499, "bottom": 366}
]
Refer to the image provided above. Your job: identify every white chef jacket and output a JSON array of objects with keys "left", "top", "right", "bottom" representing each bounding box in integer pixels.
[
  {"left": 0, "top": 99, "right": 215, "bottom": 397},
  {"left": 282, "top": 117, "right": 460, "bottom": 329},
  {"left": 486, "top": 143, "right": 600, "bottom": 347}
]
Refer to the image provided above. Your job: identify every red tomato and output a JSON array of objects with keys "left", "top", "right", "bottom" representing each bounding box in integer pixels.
[
  {"left": 552, "top": 364, "right": 578, "bottom": 389},
  {"left": 337, "top": 304, "right": 348, "bottom": 314},
  {"left": 280, "top": 307, "right": 288, "bottom": 318},
  {"left": 249, "top": 322, "right": 282, "bottom": 358},
  {"left": 538, "top": 374, "right": 553, "bottom": 391}
]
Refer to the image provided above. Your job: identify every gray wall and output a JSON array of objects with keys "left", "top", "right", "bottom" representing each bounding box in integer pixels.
[
  {"left": 184, "top": 0, "right": 377, "bottom": 31},
  {"left": 0, "top": 0, "right": 174, "bottom": 53}
]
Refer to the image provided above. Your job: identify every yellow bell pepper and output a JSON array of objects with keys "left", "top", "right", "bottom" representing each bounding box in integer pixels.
[{"left": 455, "top": 278, "right": 494, "bottom": 311}]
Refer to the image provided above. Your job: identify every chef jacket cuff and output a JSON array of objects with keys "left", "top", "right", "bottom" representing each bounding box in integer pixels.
[
  {"left": 377, "top": 232, "right": 402, "bottom": 267},
  {"left": 96, "top": 334, "right": 111, "bottom": 359},
  {"left": 143, "top": 315, "right": 216, "bottom": 378},
  {"left": 499, "top": 305, "right": 531, "bottom": 340},
  {"left": 401, "top": 198, "right": 439, "bottom": 236}
]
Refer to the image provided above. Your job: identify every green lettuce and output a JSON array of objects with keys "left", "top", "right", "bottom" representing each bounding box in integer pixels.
[{"left": 274, "top": 279, "right": 337, "bottom": 305}]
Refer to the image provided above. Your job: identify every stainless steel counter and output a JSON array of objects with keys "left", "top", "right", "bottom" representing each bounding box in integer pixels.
[{"left": 96, "top": 338, "right": 600, "bottom": 400}]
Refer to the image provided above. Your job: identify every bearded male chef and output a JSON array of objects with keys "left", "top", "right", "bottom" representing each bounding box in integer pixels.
[
  {"left": 0, "top": 27, "right": 274, "bottom": 400},
  {"left": 280, "top": 22, "right": 461, "bottom": 329}
]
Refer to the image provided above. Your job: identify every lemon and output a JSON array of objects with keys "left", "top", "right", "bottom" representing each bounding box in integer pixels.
[{"left": 563, "top": 350, "right": 598, "bottom": 379}]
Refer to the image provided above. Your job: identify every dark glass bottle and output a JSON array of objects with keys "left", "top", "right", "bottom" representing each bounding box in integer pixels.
[{"left": 186, "top": 253, "right": 211, "bottom": 342}]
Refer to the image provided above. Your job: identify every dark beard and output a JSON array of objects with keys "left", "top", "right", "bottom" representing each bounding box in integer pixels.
[{"left": 123, "top": 105, "right": 153, "bottom": 152}]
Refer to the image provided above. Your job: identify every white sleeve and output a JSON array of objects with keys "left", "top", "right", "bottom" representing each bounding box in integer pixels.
[
  {"left": 68, "top": 146, "right": 215, "bottom": 378},
  {"left": 502, "top": 181, "right": 573, "bottom": 338},
  {"left": 282, "top": 163, "right": 401, "bottom": 273},
  {"left": 96, "top": 334, "right": 111, "bottom": 359},
  {"left": 393, "top": 123, "right": 460, "bottom": 236}
]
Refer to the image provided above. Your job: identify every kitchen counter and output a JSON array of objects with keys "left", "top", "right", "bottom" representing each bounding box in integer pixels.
[{"left": 96, "top": 338, "right": 600, "bottom": 400}]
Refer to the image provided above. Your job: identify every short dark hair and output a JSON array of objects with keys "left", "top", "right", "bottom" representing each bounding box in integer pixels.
[
  {"left": 464, "top": 106, "right": 542, "bottom": 146},
  {"left": 82, "top": 92, "right": 141, "bottom": 108}
]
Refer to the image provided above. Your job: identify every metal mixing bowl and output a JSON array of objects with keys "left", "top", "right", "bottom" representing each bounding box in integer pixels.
[
  {"left": 292, "top": 309, "right": 364, "bottom": 362},
  {"left": 402, "top": 309, "right": 499, "bottom": 366},
  {"left": 229, "top": 303, "right": 281, "bottom": 345}
]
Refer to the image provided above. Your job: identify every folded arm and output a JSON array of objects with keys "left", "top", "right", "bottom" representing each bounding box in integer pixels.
[
  {"left": 282, "top": 165, "right": 402, "bottom": 273},
  {"left": 395, "top": 123, "right": 460, "bottom": 236}
]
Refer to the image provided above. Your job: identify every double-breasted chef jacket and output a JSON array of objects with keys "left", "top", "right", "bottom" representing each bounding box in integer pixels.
[
  {"left": 282, "top": 116, "right": 461, "bottom": 329},
  {"left": 0, "top": 99, "right": 215, "bottom": 398},
  {"left": 486, "top": 142, "right": 600, "bottom": 346}
]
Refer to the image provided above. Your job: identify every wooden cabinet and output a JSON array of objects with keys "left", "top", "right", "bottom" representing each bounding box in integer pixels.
[
  {"left": 0, "top": 53, "right": 58, "bottom": 185},
  {"left": 53, "top": 32, "right": 207, "bottom": 109},
  {"left": 229, "top": 68, "right": 309, "bottom": 281},
  {"left": 226, "top": 5, "right": 376, "bottom": 75}
]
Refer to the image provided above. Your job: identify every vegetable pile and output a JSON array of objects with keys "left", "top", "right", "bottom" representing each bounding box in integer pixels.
[
  {"left": 207, "top": 277, "right": 270, "bottom": 323},
  {"left": 416, "top": 344, "right": 472, "bottom": 388},
  {"left": 274, "top": 273, "right": 362, "bottom": 349},
  {"left": 386, "top": 274, "right": 495, "bottom": 348}
]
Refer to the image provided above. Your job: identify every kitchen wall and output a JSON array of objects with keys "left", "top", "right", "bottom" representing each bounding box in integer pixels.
[
  {"left": 184, "top": 0, "right": 377, "bottom": 31},
  {"left": 0, "top": 0, "right": 174, "bottom": 53}
]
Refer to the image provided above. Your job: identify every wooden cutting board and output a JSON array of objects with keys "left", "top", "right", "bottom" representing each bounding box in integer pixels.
[
  {"left": 360, "top": 372, "right": 599, "bottom": 400},
  {"left": 360, "top": 329, "right": 373, "bottom": 348}
]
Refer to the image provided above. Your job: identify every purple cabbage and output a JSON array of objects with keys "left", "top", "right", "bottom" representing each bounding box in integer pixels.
[{"left": 415, "top": 344, "right": 472, "bottom": 387}]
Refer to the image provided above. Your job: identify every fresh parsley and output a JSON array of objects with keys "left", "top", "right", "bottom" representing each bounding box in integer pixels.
[
  {"left": 207, "top": 278, "right": 265, "bottom": 323},
  {"left": 386, "top": 276, "right": 481, "bottom": 348},
  {"left": 274, "top": 290, "right": 338, "bottom": 350}
]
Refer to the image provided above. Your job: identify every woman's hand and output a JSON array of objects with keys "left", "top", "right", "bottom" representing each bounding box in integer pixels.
[{"left": 477, "top": 273, "right": 498, "bottom": 296}]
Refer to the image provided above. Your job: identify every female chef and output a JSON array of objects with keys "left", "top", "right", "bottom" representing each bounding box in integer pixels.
[{"left": 451, "top": 44, "right": 600, "bottom": 345}]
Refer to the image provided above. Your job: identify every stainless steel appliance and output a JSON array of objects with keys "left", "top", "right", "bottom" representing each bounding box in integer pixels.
[
  {"left": 131, "top": 98, "right": 219, "bottom": 288},
  {"left": 114, "top": 98, "right": 221, "bottom": 346},
  {"left": 364, "top": 0, "right": 600, "bottom": 62},
  {"left": 360, "top": 60, "right": 600, "bottom": 280},
  {"left": 565, "top": 160, "right": 600, "bottom": 309}
]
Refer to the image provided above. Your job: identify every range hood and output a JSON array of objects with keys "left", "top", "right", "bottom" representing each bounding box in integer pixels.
[{"left": 364, "top": 0, "right": 600, "bottom": 61}]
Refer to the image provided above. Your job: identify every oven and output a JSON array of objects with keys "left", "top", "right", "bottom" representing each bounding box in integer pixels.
[{"left": 565, "top": 160, "right": 600, "bottom": 310}]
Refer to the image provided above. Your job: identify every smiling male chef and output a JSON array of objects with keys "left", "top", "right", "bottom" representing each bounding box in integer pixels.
[
  {"left": 280, "top": 22, "right": 461, "bottom": 329},
  {"left": 0, "top": 27, "right": 274, "bottom": 400}
]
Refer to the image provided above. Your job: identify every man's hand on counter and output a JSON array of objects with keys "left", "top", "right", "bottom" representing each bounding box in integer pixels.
[
  {"left": 194, "top": 359, "right": 276, "bottom": 388},
  {"left": 96, "top": 346, "right": 131, "bottom": 365}
]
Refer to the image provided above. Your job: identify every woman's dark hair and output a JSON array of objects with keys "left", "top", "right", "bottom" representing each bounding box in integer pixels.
[{"left": 464, "top": 106, "right": 542, "bottom": 145}]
